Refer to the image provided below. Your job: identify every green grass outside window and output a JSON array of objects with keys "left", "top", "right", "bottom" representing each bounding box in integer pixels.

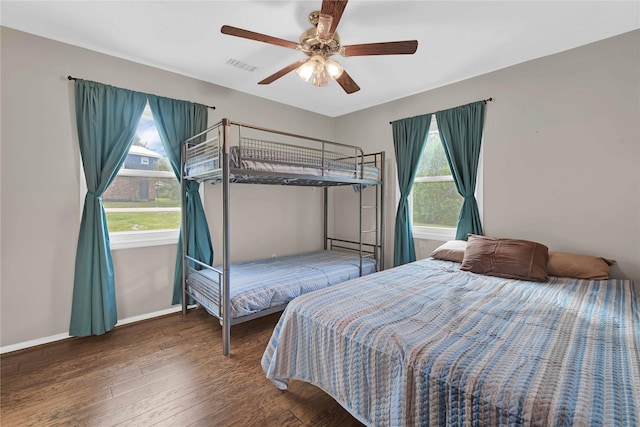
[{"left": 106, "top": 212, "right": 181, "bottom": 232}]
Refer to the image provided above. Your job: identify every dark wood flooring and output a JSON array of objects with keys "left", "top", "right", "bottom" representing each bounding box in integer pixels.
[{"left": 1, "top": 309, "right": 363, "bottom": 426}]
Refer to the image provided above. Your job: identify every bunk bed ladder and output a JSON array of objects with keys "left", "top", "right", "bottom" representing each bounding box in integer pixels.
[
  {"left": 363, "top": 190, "right": 378, "bottom": 272},
  {"left": 360, "top": 151, "right": 385, "bottom": 273}
]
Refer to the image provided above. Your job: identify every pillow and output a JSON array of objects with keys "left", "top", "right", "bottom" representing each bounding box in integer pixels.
[
  {"left": 547, "top": 251, "right": 616, "bottom": 280},
  {"left": 430, "top": 240, "right": 467, "bottom": 263},
  {"left": 460, "top": 234, "right": 549, "bottom": 282}
]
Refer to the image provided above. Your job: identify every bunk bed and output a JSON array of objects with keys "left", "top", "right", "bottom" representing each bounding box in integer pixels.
[{"left": 180, "top": 118, "right": 385, "bottom": 355}]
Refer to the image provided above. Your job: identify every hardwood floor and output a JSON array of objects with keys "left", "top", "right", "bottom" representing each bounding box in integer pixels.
[{"left": 1, "top": 309, "right": 364, "bottom": 426}]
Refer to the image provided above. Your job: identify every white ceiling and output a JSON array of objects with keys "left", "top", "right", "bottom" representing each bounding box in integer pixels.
[{"left": 2, "top": 1, "right": 638, "bottom": 117}]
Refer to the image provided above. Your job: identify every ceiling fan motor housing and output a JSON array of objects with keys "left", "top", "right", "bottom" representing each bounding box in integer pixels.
[{"left": 300, "top": 11, "right": 340, "bottom": 57}]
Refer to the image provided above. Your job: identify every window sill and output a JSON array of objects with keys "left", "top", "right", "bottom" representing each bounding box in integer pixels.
[
  {"left": 110, "top": 229, "right": 179, "bottom": 250},
  {"left": 412, "top": 225, "right": 456, "bottom": 242}
]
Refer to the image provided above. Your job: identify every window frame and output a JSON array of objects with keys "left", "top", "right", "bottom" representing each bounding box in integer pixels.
[
  {"left": 408, "top": 116, "right": 483, "bottom": 242},
  {"left": 107, "top": 168, "right": 185, "bottom": 250},
  {"left": 79, "top": 167, "right": 184, "bottom": 251},
  {"left": 78, "top": 103, "right": 189, "bottom": 251},
  {"left": 411, "top": 175, "right": 459, "bottom": 241},
  {"left": 109, "top": 229, "right": 180, "bottom": 250}
]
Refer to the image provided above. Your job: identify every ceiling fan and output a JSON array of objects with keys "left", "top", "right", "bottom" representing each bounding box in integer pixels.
[{"left": 221, "top": 0, "right": 418, "bottom": 94}]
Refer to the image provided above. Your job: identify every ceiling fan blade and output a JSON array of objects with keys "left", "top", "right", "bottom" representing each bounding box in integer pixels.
[
  {"left": 321, "top": 0, "right": 348, "bottom": 37},
  {"left": 316, "top": 13, "right": 334, "bottom": 40},
  {"left": 336, "top": 70, "right": 360, "bottom": 94},
  {"left": 258, "top": 60, "right": 308, "bottom": 85},
  {"left": 221, "top": 25, "right": 299, "bottom": 50},
  {"left": 341, "top": 40, "right": 418, "bottom": 56}
]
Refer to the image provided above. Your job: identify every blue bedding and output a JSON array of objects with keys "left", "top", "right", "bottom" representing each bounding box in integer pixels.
[
  {"left": 186, "top": 250, "right": 376, "bottom": 319},
  {"left": 262, "top": 258, "right": 640, "bottom": 426}
]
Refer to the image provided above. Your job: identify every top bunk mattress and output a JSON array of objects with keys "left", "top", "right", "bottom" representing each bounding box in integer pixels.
[
  {"left": 230, "top": 145, "right": 379, "bottom": 181},
  {"left": 184, "top": 135, "right": 380, "bottom": 184},
  {"left": 186, "top": 250, "right": 376, "bottom": 320}
]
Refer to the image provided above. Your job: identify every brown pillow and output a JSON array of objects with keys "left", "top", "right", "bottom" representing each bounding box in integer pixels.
[
  {"left": 430, "top": 240, "right": 467, "bottom": 263},
  {"left": 547, "top": 251, "right": 615, "bottom": 280},
  {"left": 460, "top": 235, "right": 549, "bottom": 282}
]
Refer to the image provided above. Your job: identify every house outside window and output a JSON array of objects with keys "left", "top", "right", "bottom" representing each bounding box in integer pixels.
[
  {"left": 410, "top": 115, "right": 482, "bottom": 241},
  {"left": 102, "top": 103, "right": 181, "bottom": 249}
]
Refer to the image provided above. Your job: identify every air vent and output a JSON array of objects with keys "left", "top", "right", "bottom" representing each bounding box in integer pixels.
[{"left": 225, "top": 57, "right": 257, "bottom": 72}]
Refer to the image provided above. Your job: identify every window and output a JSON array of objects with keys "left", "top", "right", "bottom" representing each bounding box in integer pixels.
[
  {"left": 410, "top": 115, "right": 482, "bottom": 241},
  {"left": 102, "top": 103, "right": 181, "bottom": 249}
]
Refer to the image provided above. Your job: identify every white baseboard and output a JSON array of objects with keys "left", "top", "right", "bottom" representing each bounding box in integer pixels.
[
  {"left": 0, "top": 305, "right": 191, "bottom": 355},
  {"left": 0, "top": 332, "right": 73, "bottom": 355},
  {"left": 115, "top": 306, "right": 183, "bottom": 327}
]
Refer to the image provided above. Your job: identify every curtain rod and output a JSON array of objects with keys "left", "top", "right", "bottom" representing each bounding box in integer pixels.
[
  {"left": 67, "top": 75, "right": 216, "bottom": 110},
  {"left": 389, "top": 97, "right": 492, "bottom": 124}
]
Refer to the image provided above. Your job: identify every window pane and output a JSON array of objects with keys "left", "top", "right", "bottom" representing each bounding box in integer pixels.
[
  {"left": 416, "top": 130, "right": 450, "bottom": 178},
  {"left": 412, "top": 181, "right": 462, "bottom": 227},
  {"left": 104, "top": 175, "right": 181, "bottom": 232},
  {"left": 103, "top": 103, "right": 181, "bottom": 233}
]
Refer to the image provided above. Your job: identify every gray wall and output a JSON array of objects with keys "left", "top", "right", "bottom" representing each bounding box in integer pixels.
[
  {"left": 2, "top": 27, "right": 638, "bottom": 348},
  {"left": 0, "top": 27, "right": 335, "bottom": 347},
  {"left": 335, "top": 30, "right": 640, "bottom": 280}
]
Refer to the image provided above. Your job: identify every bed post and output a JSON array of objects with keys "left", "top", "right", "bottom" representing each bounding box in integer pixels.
[
  {"left": 323, "top": 187, "right": 328, "bottom": 250},
  {"left": 380, "top": 151, "right": 386, "bottom": 270},
  {"left": 374, "top": 168, "right": 380, "bottom": 272},
  {"left": 222, "top": 118, "right": 232, "bottom": 356},
  {"left": 181, "top": 141, "right": 188, "bottom": 316},
  {"left": 359, "top": 183, "right": 363, "bottom": 276}
]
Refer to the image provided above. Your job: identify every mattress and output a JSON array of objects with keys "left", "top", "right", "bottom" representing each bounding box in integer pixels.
[
  {"left": 262, "top": 258, "right": 640, "bottom": 426},
  {"left": 230, "top": 146, "right": 379, "bottom": 181},
  {"left": 183, "top": 142, "right": 379, "bottom": 182},
  {"left": 186, "top": 250, "right": 376, "bottom": 320}
]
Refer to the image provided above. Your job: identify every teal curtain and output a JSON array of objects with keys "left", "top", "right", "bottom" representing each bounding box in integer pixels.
[
  {"left": 435, "top": 101, "right": 485, "bottom": 240},
  {"left": 70, "top": 80, "right": 147, "bottom": 336},
  {"left": 391, "top": 114, "right": 431, "bottom": 266},
  {"left": 147, "top": 95, "right": 213, "bottom": 305}
]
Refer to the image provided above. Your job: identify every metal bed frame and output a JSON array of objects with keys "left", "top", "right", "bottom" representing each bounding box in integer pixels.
[{"left": 180, "top": 118, "right": 385, "bottom": 355}]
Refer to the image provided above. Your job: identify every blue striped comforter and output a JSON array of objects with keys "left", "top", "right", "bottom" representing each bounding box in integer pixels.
[
  {"left": 262, "top": 258, "right": 640, "bottom": 426},
  {"left": 187, "top": 250, "right": 376, "bottom": 319}
]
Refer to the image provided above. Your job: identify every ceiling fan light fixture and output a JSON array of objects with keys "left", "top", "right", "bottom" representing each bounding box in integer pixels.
[
  {"left": 297, "top": 55, "right": 325, "bottom": 82},
  {"left": 313, "top": 68, "right": 330, "bottom": 87},
  {"left": 325, "top": 58, "right": 344, "bottom": 79},
  {"left": 296, "top": 60, "right": 315, "bottom": 82}
]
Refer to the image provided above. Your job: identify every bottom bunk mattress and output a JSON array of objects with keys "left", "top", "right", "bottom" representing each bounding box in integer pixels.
[
  {"left": 186, "top": 250, "right": 376, "bottom": 320},
  {"left": 262, "top": 258, "right": 640, "bottom": 426}
]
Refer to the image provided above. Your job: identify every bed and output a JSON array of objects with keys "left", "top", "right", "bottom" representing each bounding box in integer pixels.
[
  {"left": 186, "top": 250, "right": 376, "bottom": 323},
  {"left": 184, "top": 132, "right": 382, "bottom": 185},
  {"left": 181, "top": 119, "right": 386, "bottom": 355},
  {"left": 262, "top": 257, "right": 640, "bottom": 426}
]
